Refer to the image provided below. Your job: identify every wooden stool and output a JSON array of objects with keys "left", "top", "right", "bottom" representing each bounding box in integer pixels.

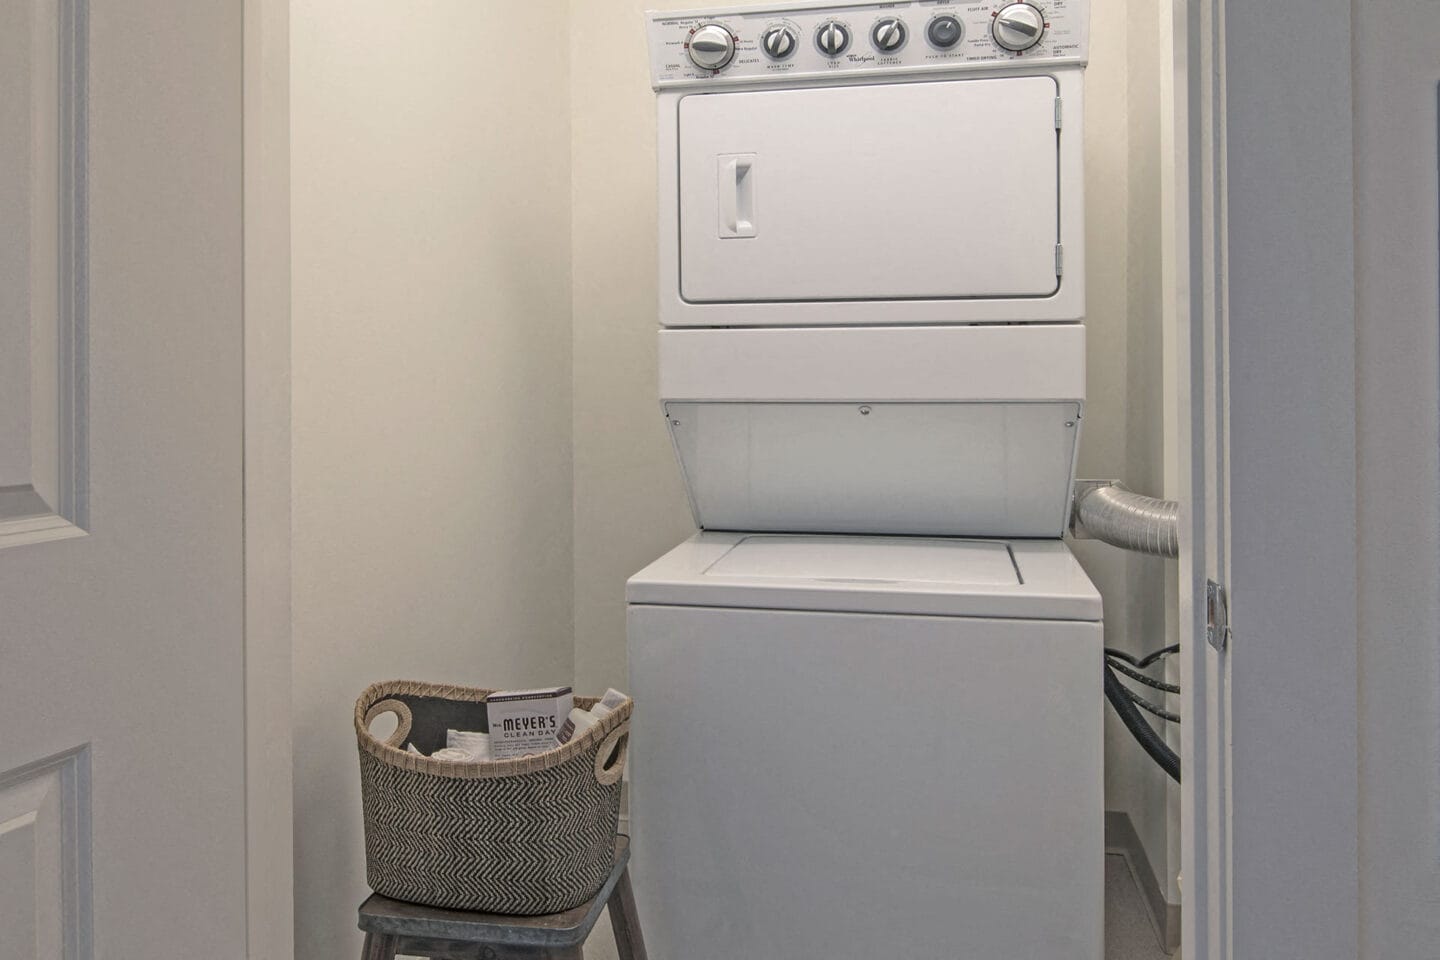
[{"left": 357, "top": 835, "right": 647, "bottom": 960}]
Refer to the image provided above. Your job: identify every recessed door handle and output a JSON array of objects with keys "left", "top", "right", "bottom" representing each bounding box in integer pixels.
[{"left": 718, "top": 153, "right": 757, "bottom": 238}]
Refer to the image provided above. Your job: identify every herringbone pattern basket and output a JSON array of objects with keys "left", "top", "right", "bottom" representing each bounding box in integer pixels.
[{"left": 355, "top": 680, "right": 630, "bottom": 915}]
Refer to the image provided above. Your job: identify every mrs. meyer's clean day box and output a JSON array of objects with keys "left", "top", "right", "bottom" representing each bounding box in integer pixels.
[{"left": 486, "top": 686, "right": 573, "bottom": 759}]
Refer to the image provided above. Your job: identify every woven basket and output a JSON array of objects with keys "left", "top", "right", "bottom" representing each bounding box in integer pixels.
[{"left": 354, "top": 680, "right": 631, "bottom": 915}]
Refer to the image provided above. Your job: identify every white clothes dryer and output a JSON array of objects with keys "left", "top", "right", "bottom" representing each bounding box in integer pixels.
[
  {"left": 649, "top": 0, "right": 1090, "bottom": 328},
  {"left": 646, "top": 0, "right": 1093, "bottom": 537}
]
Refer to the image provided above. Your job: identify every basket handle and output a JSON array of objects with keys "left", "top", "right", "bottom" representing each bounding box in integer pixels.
[
  {"left": 594, "top": 721, "right": 629, "bottom": 786},
  {"left": 364, "top": 698, "right": 413, "bottom": 749}
]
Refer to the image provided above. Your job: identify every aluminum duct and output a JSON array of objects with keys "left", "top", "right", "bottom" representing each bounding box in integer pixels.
[{"left": 1073, "top": 482, "right": 1180, "bottom": 558}]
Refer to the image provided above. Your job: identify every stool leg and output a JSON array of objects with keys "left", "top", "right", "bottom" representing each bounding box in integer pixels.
[
  {"left": 606, "top": 867, "right": 649, "bottom": 960},
  {"left": 360, "top": 931, "right": 400, "bottom": 960}
]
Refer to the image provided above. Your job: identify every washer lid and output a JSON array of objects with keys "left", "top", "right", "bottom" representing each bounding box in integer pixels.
[
  {"left": 706, "top": 536, "right": 1018, "bottom": 586},
  {"left": 627, "top": 533, "right": 1102, "bottom": 621}
]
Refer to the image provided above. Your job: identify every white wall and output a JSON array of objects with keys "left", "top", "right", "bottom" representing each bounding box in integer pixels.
[
  {"left": 1124, "top": 0, "right": 1180, "bottom": 912},
  {"left": 1354, "top": 1, "right": 1440, "bottom": 954},
  {"left": 290, "top": 4, "right": 574, "bottom": 959}
]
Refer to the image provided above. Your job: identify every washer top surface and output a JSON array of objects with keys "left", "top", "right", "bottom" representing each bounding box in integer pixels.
[
  {"left": 707, "top": 535, "right": 1019, "bottom": 585},
  {"left": 627, "top": 532, "right": 1101, "bottom": 621}
]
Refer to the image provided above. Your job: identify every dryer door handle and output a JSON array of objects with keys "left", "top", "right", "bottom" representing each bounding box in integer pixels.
[{"left": 718, "top": 154, "right": 757, "bottom": 238}]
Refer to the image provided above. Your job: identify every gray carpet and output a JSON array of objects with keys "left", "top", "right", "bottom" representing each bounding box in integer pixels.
[
  {"left": 578, "top": 854, "right": 1172, "bottom": 960},
  {"left": 1106, "top": 852, "right": 1172, "bottom": 959}
]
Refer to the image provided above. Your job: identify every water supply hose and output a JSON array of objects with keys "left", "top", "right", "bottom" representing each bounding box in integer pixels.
[
  {"left": 1104, "top": 661, "right": 1181, "bottom": 783},
  {"left": 1075, "top": 483, "right": 1180, "bottom": 558}
]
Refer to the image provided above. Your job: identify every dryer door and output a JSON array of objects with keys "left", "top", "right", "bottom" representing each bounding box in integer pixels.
[{"left": 677, "top": 75, "right": 1060, "bottom": 304}]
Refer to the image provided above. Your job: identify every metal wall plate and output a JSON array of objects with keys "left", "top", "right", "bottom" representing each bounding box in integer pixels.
[{"left": 1206, "top": 580, "right": 1230, "bottom": 652}]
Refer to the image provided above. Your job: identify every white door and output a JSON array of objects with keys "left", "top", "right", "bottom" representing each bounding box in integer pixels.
[
  {"left": 0, "top": 2, "right": 279, "bottom": 957},
  {"left": 1172, "top": 0, "right": 1440, "bottom": 957},
  {"left": 677, "top": 76, "right": 1062, "bottom": 302}
]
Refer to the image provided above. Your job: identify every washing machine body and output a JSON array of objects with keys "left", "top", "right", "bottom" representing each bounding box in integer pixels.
[{"left": 627, "top": 533, "right": 1103, "bottom": 960}]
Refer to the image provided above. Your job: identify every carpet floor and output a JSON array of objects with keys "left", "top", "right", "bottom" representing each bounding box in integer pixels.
[
  {"left": 575, "top": 851, "right": 1175, "bottom": 959},
  {"left": 1105, "top": 851, "right": 1173, "bottom": 959}
]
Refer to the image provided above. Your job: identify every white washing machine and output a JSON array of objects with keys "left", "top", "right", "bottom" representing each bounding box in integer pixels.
[
  {"left": 628, "top": 534, "right": 1103, "bottom": 959},
  {"left": 630, "top": 2, "right": 1100, "bottom": 957}
]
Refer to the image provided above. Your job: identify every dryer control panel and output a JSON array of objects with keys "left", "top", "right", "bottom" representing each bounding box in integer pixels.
[{"left": 648, "top": 0, "right": 1088, "bottom": 88}]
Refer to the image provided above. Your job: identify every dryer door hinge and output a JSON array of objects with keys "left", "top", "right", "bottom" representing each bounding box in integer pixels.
[
  {"left": 1055, "top": 243, "right": 1064, "bottom": 277},
  {"left": 1055, "top": 97, "right": 1063, "bottom": 129},
  {"left": 1206, "top": 579, "right": 1230, "bottom": 652}
]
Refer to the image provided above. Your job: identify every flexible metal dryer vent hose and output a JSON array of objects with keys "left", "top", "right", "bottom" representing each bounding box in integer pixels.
[{"left": 1074, "top": 483, "right": 1180, "bottom": 558}]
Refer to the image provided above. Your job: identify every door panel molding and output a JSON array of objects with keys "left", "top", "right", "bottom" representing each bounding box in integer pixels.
[
  {"left": 242, "top": 1, "right": 294, "bottom": 957},
  {"left": 0, "top": 0, "right": 89, "bottom": 549},
  {"left": 0, "top": 745, "right": 93, "bottom": 960}
]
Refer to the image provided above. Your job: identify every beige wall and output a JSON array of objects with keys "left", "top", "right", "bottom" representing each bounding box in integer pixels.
[
  {"left": 570, "top": 0, "right": 722, "bottom": 698},
  {"left": 1065, "top": 0, "right": 1175, "bottom": 911},
  {"left": 1109, "top": 0, "right": 1180, "bottom": 911},
  {"left": 1068, "top": 0, "right": 1139, "bottom": 847},
  {"left": 290, "top": 4, "right": 574, "bottom": 959}
]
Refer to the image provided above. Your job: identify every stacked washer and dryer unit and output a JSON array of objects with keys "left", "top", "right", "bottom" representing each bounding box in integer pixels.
[{"left": 627, "top": 2, "right": 1101, "bottom": 957}]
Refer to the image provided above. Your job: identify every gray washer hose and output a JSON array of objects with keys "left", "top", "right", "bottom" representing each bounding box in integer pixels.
[{"left": 1074, "top": 483, "right": 1179, "bottom": 558}]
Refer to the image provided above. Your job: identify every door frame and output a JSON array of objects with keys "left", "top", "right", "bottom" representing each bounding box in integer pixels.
[
  {"left": 1175, "top": 1, "right": 1360, "bottom": 958},
  {"left": 1166, "top": 1, "right": 1223, "bottom": 955},
  {"left": 243, "top": 1, "right": 293, "bottom": 957}
]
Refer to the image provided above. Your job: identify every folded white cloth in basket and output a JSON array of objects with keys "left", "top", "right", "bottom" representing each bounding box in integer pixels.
[
  {"left": 447, "top": 729, "right": 492, "bottom": 761},
  {"left": 404, "top": 737, "right": 490, "bottom": 762}
]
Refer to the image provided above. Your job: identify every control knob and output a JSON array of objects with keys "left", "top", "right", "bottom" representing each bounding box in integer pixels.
[
  {"left": 687, "top": 23, "right": 736, "bottom": 70},
  {"left": 760, "top": 24, "right": 797, "bottom": 60},
  {"left": 871, "top": 17, "right": 907, "bottom": 53},
  {"left": 815, "top": 20, "right": 851, "bottom": 56},
  {"left": 992, "top": 3, "right": 1045, "bottom": 52},
  {"left": 926, "top": 15, "right": 964, "bottom": 49}
]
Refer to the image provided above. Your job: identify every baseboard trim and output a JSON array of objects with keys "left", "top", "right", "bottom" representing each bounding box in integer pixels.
[{"left": 1105, "top": 810, "right": 1181, "bottom": 955}]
